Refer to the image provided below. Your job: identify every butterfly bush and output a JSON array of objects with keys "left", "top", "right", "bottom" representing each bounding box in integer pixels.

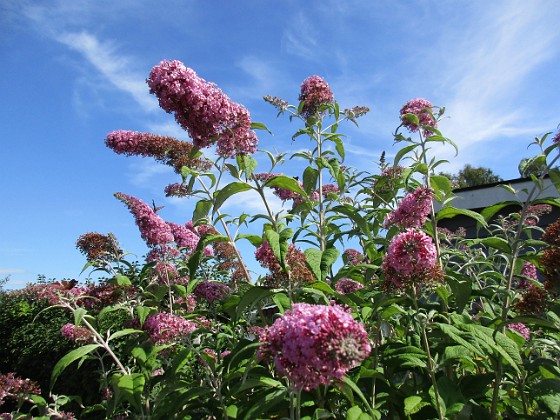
[
  {"left": 343, "top": 249, "right": 363, "bottom": 266},
  {"left": 61, "top": 324, "right": 94, "bottom": 344},
  {"left": 143, "top": 313, "right": 198, "bottom": 345},
  {"left": 400, "top": 98, "right": 437, "bottom": 134},
  {"left": 384, "top": 186, "right": 434, "bottom": 229},
  {"left": 146, "top": 60, "right": 258, "bottom": 158},
  {"left": 194, "top": 281, "right": 230, "bottom": 304},
  {"left": 299, "top": 75, "right": 334, "bottom": 118},
  {"left": 114, "top": 192, "right": 174, "bottom": 247},
  {"left": 381, "top": 228, "right": 443, "bottom": 290},
  {"left": 258, "top": 303, "right": 371, "bottom": 391},
  {"left": 335, "top": 278, "right": 365, "bottom": 295},
  {"left": 508, "top": 322, "right": 531, "bottom": 341}
]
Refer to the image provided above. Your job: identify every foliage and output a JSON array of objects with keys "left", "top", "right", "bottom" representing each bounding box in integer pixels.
[
  {"left": 2, "top": 61, "right": 560, "bottom": 419},
  {"left": 440, "top": 164, "right": 503, "bottom": 189}
]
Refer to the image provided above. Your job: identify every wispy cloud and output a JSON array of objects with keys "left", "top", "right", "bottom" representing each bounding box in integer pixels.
[
  {"left": 56, "top": 32, "right": 156, "bottom": 112},
  {"left": 221, "top": 188, "right": 286, "bottom": 217},
  {"left": 281, "top": 11, "right": 319, "bottom": 60},
  {"left": 127, "top": 159, "right": 175, "bottom": 189},
  {"left": 438, "top": 2, "right": 560, "bottom": 148},
  {"left": 0, "top": 268, "right": 25, "bottom": 274}
]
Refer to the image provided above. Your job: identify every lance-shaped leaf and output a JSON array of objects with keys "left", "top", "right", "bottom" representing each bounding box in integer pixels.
[
  {"left": 265, "top": 175, "right": 306, "bottom": 197},
  {"left": 51, "top": 344, "right": 101, "bottom": 390},
  {"left": 213, "top": 182, "right": 253, "bottom": 214}
]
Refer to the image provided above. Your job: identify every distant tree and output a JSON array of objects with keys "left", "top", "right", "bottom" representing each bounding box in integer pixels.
[{"left": 439, "top": 164, "right": 502, "bottom": 189}]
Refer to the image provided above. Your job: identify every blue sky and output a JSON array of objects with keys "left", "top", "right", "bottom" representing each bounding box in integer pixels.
[{"left": 1, "top": 0, "right": 560, "bottom": 290}]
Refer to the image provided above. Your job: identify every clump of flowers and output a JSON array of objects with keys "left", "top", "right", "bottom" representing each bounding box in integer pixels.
[
  {"left": 552, "top": 130, "right": 560, "bottom": 145},
  {"left": 258, "top": 303, "right": 371, "bottom": 391},
  {"left": 0, "top": 373, "right": 41, "bottom": 407},
  {"left": 523, "top": 204, "right": 552, "bottom": 226},
  {"left": 335, "top": 278, "right": 365, "bottom": 295},
  {"left": 515, "top": 284, "right": 549, "bottom": 315},
  {"left": 298, "top": 75, "right": 334, "bottom": 118},
  {"left": 542, "top": 217, "right": 560, "bottom": 247},
  {"left": 381, "top": 229, "right": 443, "bottom": 290},
  {"left": 164, "top": 183, "right": 190, "bottom": 198},
  {"left": 400, "top": 98, "right": 437, "bottom": 134},
  {"left": 143, "top": 313, "right": 198, "bottom": 345},
  {"left": 384, "top": 186, "right": 434, "bottom": 229},
  {"left": 254, "top": 241, "right": 314, "bottom": 288},
  {"left": 516, "top": 261, "right": 538, "bottom": 289},
  {"left": 105, "top": 130, "right": 212, "bottom": 173},
  {"left": 61, "top": 324, "right": 94, "bottom": 344},
  {"left": 146, "top": 60, "right": 258, "bottom": 158},
  {"left": 76, "top": 232, "right": 121, "bottom": 262},
  {"left": 343, "top": 249, "right": 363, "bottom": 266},
  {"left": 194, "top": 281, "right": 230, "bottom": 304},
  {"left": 373, "top": 165, "right": 404, "bottom": 195},
  {"left": 507, "top": 322, "right": 531, "bottom": 341},
  {"left": 115, "top": 193, "right": 174, "bottom": 248}
]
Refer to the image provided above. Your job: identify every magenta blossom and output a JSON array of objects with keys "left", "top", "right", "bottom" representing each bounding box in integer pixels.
[
  {"left": 143, "top": 313, "right": 198, "bottom": 345},
  {"left": 61, "top": 324, "right": 94, "bottom": 344},
  {"left": 400, "top": 98, "right": 437, "bottom": 134},
  {"left": 382, "top": 229, "right": 442, "bottom": 289},
  {"left": 258, "top": 303, "right": 371, "bottom": 391},
  {"left": 343, "top": 249, "right": 363, "bottom": 266},
  {"left": 194, "top": 281, "right": 230, "bottom": 304},
  {"left": 115, "top": 193, "right": 174, "bottom": 247},
  {"left": 147, "top": 60, "right": 258, "bottom": 158},
  {"left": 335, "top": 278, "right": 365, "bottom": 295},
  {"left": 384, "top": 186, "right": 434, "bottom": 229},
  {"left": 508, "top": 322, "right": 531, "bottom": 341},
  {"left": 299, "top": 76, "right": 334, "bottom": 118}
]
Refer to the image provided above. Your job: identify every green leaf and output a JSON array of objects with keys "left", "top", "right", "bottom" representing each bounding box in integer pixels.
[
  {"left": 213, "top": 182, "right": 253, "bottom": 214},
  {"left": 430, "top": 175, "right": 452, "bottom": 198},
  {"left": 332, "top": 205, "right": 371, "bottom": 239},
  {"left": 447, "top": 276, "right": 472, "bottom": 313},
  {"left": 437, "top": 206, "right": 487, "bottom": 227},
  {"left": 394, "top": 144, "right": 418, "bottom": 166},
  {"left": 474, "top": 237, "right": 512, "bottom": 254},
  {"left": 341, "top": 376, "right": 377, "bottom": 418},
  {"left": 532, "top": 379, "right": 560, "bottom": 415},
  {"left": 550, "top": 168, "right": 560, "bottom": 194},
  {"left": 320, "top": 247, "right": 340, "bottom": 281},
  {"left": 108, "top": 328, "right": 142, "bottom": 342},
  {"left": 236, "top": 233, "right": 262, "bottom": 247},
  {"left": 303, "top": 166, "right": 319, "bottom": 195},
  {"left": 193, "top": 199, "right": 212, "bottom": 223},
  {"left": 265, "top": 175, "right": 306, "bottom": 197},
  {"left": 304, "top": 248, "right": 322, "bottom": 282},
  {"left": 480, "top": 201, "right": 519, "bottom": 222},
  {"left": 114, "top": 274, "right": 131, "bottom": 286},
  {"left": 234, "top": 286, "right": 274, "bottom": 321},
  {"left": 241, "top": 388, "right": 287, "bottom": 420},
  {"left": 73, "top": 307, "right": 87, "bottom": 327},
  {"left": 404, "top": 395, "right": 429, "bottom": 416},
  {"left": 111, "top": 373, "right": 146, "bottom": 412},
  {"left": 250, "top": 121, "right": 272, "bottom": 134},
  {"left": 51, "top": 344, "right": 100, "bottom": 389}
]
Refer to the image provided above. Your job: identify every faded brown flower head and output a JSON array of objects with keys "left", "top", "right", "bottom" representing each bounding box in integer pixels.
[
  {"left": 542, "top": 217, "right": 560, "bottom": 247},
  {"left": 76, "top": 232, "right": 121, "bottom": 261},
  {"left": 515, "top": 284, "right": 549, "bottom": 315}
]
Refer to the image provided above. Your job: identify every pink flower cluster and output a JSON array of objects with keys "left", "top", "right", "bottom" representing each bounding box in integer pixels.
[
  {"left": 143, "top": 313, "right": 198, "bottom": 345},
  {"left": 61, "top": 324, "right": 94, "bottom": 344},
  {"left": 384, "top": 186, "right": 434, "bottom": 229},
  {"left": 299, "top": 76, "right": 334, "bottom": 118},
  {"left": 381, "top": 229, "right": 442, "bottom": 289},
  {"left": 517, "top": 261, "right": 538, "bottom": 289},
  {"left": 254, "top": 241, "right": 314, "bottom": 288},
  {"left": 553, "top": 130, "right": 560, "bottom": 145},
  {"left": 400, "top": 98, "right": 437, "bottom": 134},
  {"left": 343, "top": 249, "right": 363, "bottom": 266},
  {"left": 147, "top": 60, "right": 258, "bottom": 158},
  {"left": 507, "top": 322, "right": 531, "bottom": 341},
  {"left": 194, "top": 281, "right": 230, "bottom": 304},
  {"left": 258, "top": 303, "right": 371, "bottom": 391},
  {"left": 0, "top": 373, "right": 40, "bottom": 407},
  {"left": 115, "top": 193, "right": 174, "bottom": 247},
  {"left": 335, "top": 278, "right": 365, "bottom": 295}
]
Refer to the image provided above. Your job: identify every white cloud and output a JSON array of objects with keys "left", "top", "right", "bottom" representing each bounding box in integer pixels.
[
  {"left": 438, "top": 2, "right": 560, "bottom": 148},
  {"left": 127, "top": 159, "right": 175, "bottom": 188},
  {"left": 56, "top": 31, "right": 157, "bottom": 112},
  {"left": 281, "top": 12, "right": 320, "bottom": 60},
  {"left": 221, "top": 188, "right": 286, "bottom": 217},
  {"left": 0, "top": 268, "right": 25, "bottom": 274}
]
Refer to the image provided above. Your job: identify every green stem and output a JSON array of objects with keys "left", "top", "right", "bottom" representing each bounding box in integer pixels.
[{"left": 197, "top": 175, "right": 252, "bottom": 282}]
